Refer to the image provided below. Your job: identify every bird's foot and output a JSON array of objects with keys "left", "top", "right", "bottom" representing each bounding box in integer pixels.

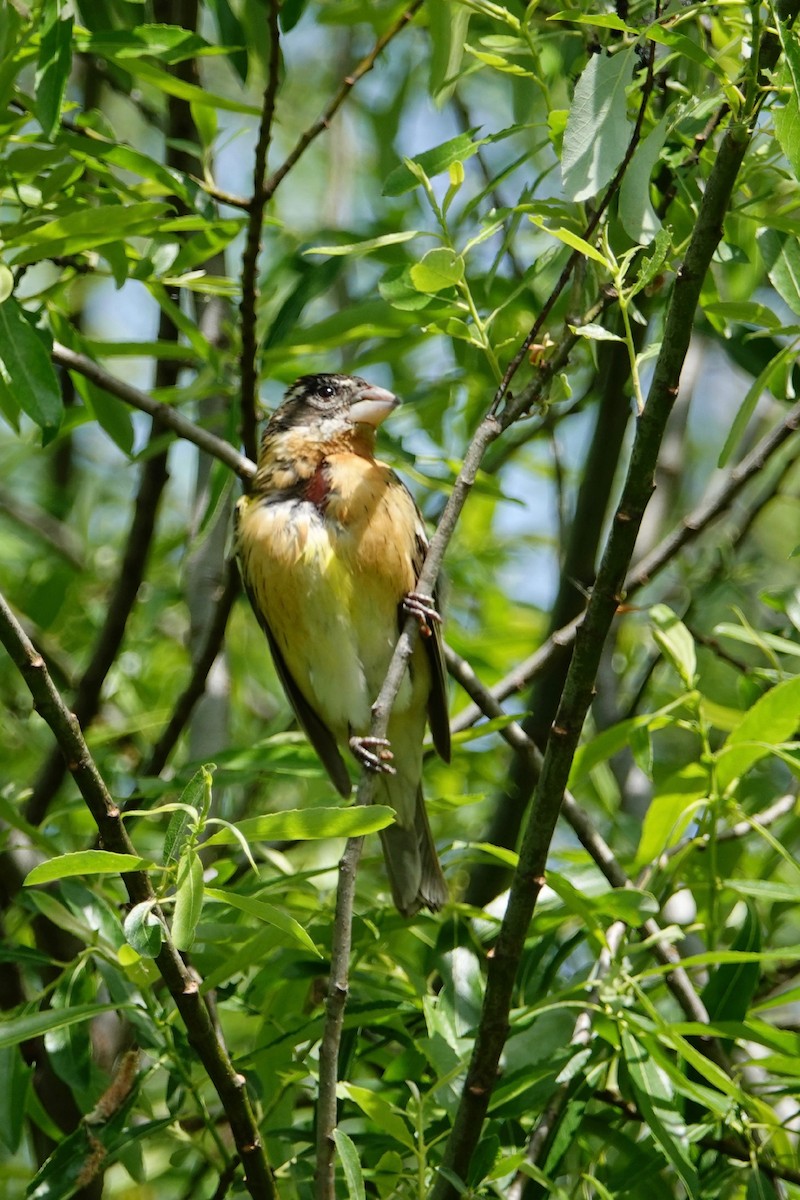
[
  {"left": 402, "top": 591, "right": 441, "bottom": 639},
  {"left": 349, "top": 735, "right": 396, "bottom": 775}
]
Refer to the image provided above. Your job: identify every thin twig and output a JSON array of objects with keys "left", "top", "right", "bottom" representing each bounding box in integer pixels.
[
  {"left": 0, "top": 593, "right": 277, "bottom": 1200},
  {"left": 314, "top": 835, "right": 364, "bottom": 1200},
  {"left": 239, "top": 0, "right": 282, "bottom": 466},
  {"left": 262, "top": 3, "right": 424, "bottom": 205},
  {"left": 51, "top": 343, "right": 255, "bottom": 481}
]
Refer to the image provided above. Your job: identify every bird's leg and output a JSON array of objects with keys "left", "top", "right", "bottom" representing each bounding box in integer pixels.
[
  {"left": 402, "top": 591, "right": 441, "bottom": 639},
  {"left": 349, "top": 733, "right": 396, "bottom": 775}
]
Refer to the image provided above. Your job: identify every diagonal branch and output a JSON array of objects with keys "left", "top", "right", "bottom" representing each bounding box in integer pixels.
[
  {"left": 51, "top": 343, "right": 255, "bottom": 481},
  {"left": 0, "top": 592, "right": 277, "bottom": 1200}
]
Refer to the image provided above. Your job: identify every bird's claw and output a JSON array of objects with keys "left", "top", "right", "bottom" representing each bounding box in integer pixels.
[
  {"left": 403, "top": 591, "right": 441, "bottom": 639},
  {"left": 349, "top": 735, "right": 396, "bottom": 775}
]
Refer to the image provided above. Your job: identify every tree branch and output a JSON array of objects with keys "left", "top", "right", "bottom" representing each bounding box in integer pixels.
[
  {"left": 51, "top": 343, "right": 255, "bottom": 482},
  {"left": 0, "top": 592, "right": 277, "bottom": 1200},
  {"left": 431, "top": 39, "right": 774, "bottom": 1198},
  {"left": 239, "top": 0, "right": 282, "bottom": 466}
]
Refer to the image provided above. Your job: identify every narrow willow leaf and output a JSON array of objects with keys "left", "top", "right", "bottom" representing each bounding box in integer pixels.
[
  {"left": 618, "top": 114, "right": 669, "bottom": 244},
  {"left": 338, "top": 1084, "right": 415, "bottom": 1150},
  {"left": 717, "top": 340, "right": 798, "bottom": 467},
  {"left": 304, "top": 231, "right": 420, "bottom": 257},
  {"left": 171, "top": 851, "right": 204, "bottom": 952},
  {"left": 34, "top": 10, "right": 73, "bottom": 140},
  {"left": 333, "top": 1129, "right": 366, "bottom": 1200},
  {"left": 0, "top": 299, "right": 62, "bottom": 438},
  {"left": 529, "top": 216, "right": 610, "bottom": 266},
  {"left": 701, "top": 901, "right": 761, "bottom": 1022},
  {"left": 0, "top": 1003, "right": 129, "bottom": 1052},
  {"left": 204, "top": 888, "right": 321, "bottom": 956},
  {"left": 562, "top": 47, "right": 634, "bottom": 201},
  {"left": 621, "top": 1029, "right": 700, "bottom": 1195},
  {"left": 203, "top": 805, "right": 395, "bottom": 846},
  {"left": 635, "top": 762, "right": 708, "bottom": 866},
  {"left": 24, "top": 851, "right": 152, "bottom": 886},
  {"left": 757, "top": 228, "right": 800, "bottom": 317},
  {"left": 650, "top": 603, "right": 696, "bottom": 687},
  {"left": 383, "top": 129, "right": 481, "bottom": 196},
  {"left": 9, "top": 202, "right": 173, "bottom": 266},
  {"left": 716, "top": 674, "right": 800, "bottom": 790}
]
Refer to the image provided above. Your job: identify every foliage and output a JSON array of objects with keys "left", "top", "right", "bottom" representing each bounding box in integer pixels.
[{"left": 2, "top": 1, "right": 800, "bottom": 1198}]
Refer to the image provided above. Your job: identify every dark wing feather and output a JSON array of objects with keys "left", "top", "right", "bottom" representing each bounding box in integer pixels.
[
  {"left": 237, "top": 568, "right": 353, "bottom": 798},
  {"left": 411, "top": 524, "right": 451, "bottom": 764}
]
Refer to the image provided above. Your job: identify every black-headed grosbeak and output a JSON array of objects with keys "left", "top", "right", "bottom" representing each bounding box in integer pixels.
[{"left": 234, "top": 374, "right": 450, "bottom": 916}]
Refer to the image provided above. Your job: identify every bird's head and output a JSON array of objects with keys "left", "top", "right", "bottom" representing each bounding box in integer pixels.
[
  {"left": 253, "top": 374, "right": 399, "bottom": 492},
  {"left": 268, "top": 374, "right": 399, "bottom": 441}
]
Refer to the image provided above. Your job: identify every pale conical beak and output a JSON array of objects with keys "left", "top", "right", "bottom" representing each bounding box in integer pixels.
[{"left": 348, "top": 383, "right": 399, "bottom": 428}]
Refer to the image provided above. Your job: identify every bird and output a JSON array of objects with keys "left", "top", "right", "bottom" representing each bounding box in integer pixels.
[{"left": 233, "top": 373, "right": 450, "bottom": 916}]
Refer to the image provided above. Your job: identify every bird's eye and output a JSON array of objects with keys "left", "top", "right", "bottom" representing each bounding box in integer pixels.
[{"left": 317, "top": 384, "right": 335, "bottom": 400}]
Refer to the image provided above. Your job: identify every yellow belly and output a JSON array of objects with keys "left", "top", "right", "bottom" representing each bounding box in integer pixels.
[{"left": 236, "top": 492, "right": 420, "bottom": 740}]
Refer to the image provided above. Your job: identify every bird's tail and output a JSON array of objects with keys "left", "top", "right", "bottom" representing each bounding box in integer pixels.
[{"left": 379, "top": 785, "right": 448, "bottom": 917}]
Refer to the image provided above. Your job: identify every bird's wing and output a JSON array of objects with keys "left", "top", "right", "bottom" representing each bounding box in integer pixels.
[
  {"left": 411, "top": 521, "right": 451, "bottom": 765},
  {"left": 236, "top": 563, "right": 353, "bottom": 799}
]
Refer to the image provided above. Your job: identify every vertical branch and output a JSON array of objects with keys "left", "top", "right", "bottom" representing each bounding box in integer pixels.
[
  {"left": 430, "top": 48, "right": 775, "bottom": 1200},
  {"left": 239, "top": 1, "right": 282, "bottom": 467},
  {"left": 314, "top": 836, "right": 364, "bottom": 1200}
]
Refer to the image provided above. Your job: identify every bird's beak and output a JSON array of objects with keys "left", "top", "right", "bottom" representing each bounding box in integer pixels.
[{"left": 348, "top": 383, "right": 399, "bottom": 428}]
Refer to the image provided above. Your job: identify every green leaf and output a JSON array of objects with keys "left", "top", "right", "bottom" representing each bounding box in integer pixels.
[
  {"left": 73, "top": 24, "right": 219, "bottom": 63},
  {"left": 621, "top": 1028, "right": 700, "bottom": 1196},
  {"left": 8, "top": 202, "right": 173, "bottom": 266},
  {"left": 35, "top": 9, "right": 73, "bottom": 140},
  {"left": 529, "top": 216, "right": 610, "bottom": 266},
  {"left": 204, "top": 888, "right": 321, "bottom": 956},
  {"left": 568, "top": 321, "right": 624, "bottom": 342},
  {"left": 0, "top": 1003, "right": 130, "bottom": 1052},
  {"left": 618, "top": 114, "right": 668, "bottom": 244},
  {"left": 747, "top": 1168, "right": 780, "bottom": 1200},
  {"left": 701, "top": 901, "right": 761, "bottom": 1022},
  {"left": 723, "top": 879, "right": 800, "bottom": 903},
  {"left": 338, "top": 1084, "right": 415, "bottom": 1150},
  {"left": 635, "top": 762, "right": 709, "bottom": 866},
  {"left": 383, "top": 129, "right": 482, "bottom": 196},
  {"left": 428, "top": 0, "right": 471, "bottom": 102},
  {"left": 123, "top": 901, "right": 163, "bottom": 959},
  {"left": 107, "top": 55, "right": 260, "bottom": 114},
  {"left": 171, "top": 851, "right": 204, "bottom": 952},
  {"left": 650, "top": 603, "right": 696, "bottom": 687},
  {"left": 0, "top": 299, "right": 62, "bottom": 438},
  {"left": 409, "top": 248, "right": 465, "bottom": 293},
  {"left": 304, "top": 231, "right": 420, "bottom": 257},
  {"left": 24, "top": 851, "right": 152, "bottom": 886},
  {"left": 717, "top": 340, "right": 798, "bottom": 467},
  {"left": 333, "top": 1129, "right": 366, "bottom": 1200},
  {"left": 0, "top": 1045, "right": 31, "bottom": 1152},
  {"left": 757, "top": 228, "right": 800, "bottom": 318},
  {"left": 561, "top": 47, "right": 634, "bottom": 202},
  {"left": 203, "top": 805, "right": 396, "bottom": 846},
  {"left": 716, "top": 675, "right": 800, "bottom": 791}
]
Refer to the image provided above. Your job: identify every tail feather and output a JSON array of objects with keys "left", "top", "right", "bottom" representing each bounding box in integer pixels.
[{"left": 379, "top": 786, "right": 447, "bottom": 917}]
